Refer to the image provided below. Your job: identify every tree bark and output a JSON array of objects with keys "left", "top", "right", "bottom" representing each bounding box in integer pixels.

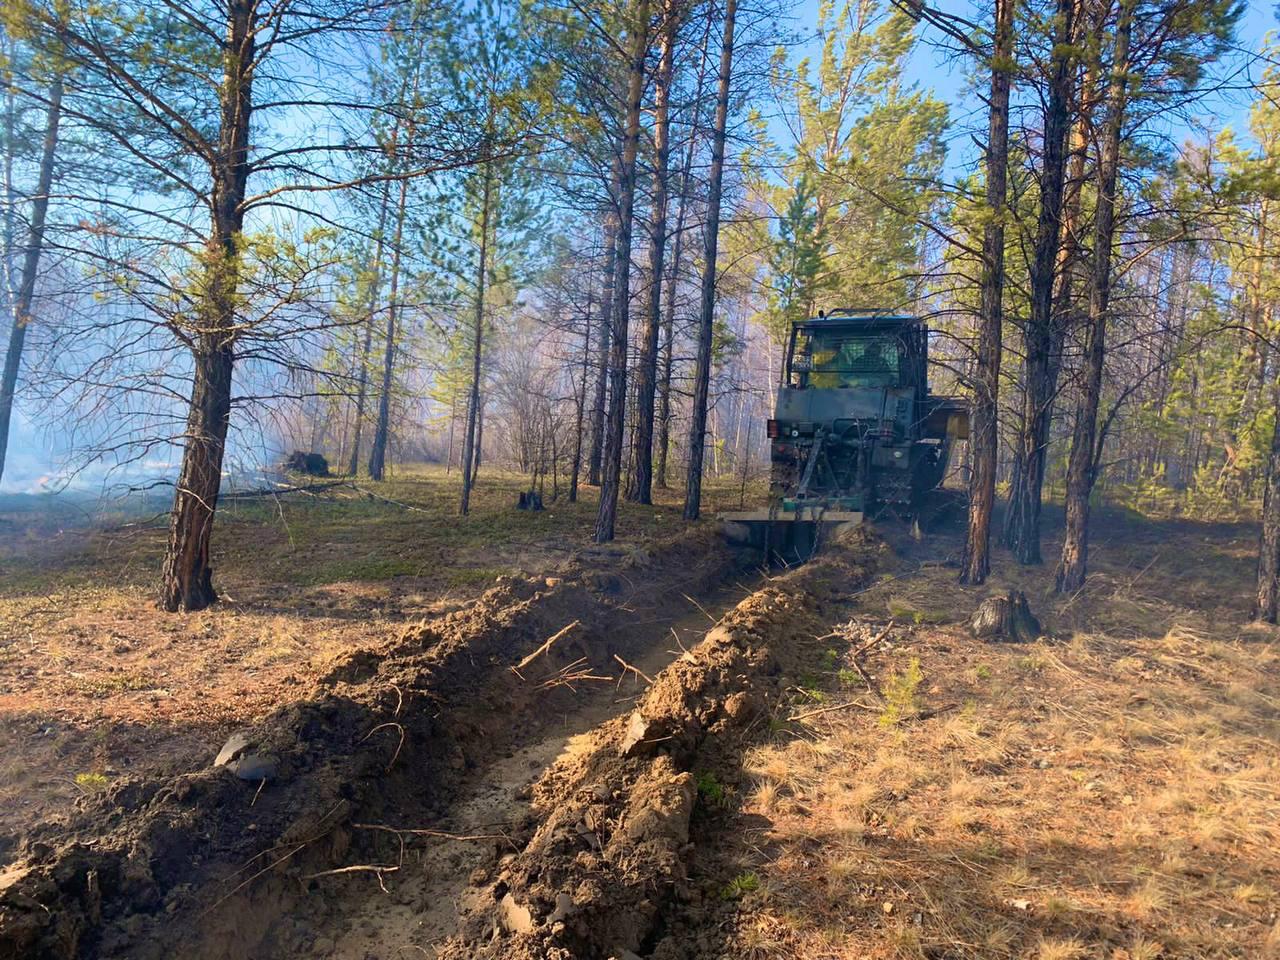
[
  {"left": 570, "top": 276, "right": 595, "bottom": 502},
  {"left": 656, "top": 10, "right": 712, "bottom": 490},
  {"left": 960, "top": 0, "right": 1014, "bottom": 585},
  {"left": 160, "top": 0, "right": 253, "bottom": 611},
  {"left": 1254, "top": 377, "right": 1280, "bottom": 622},
  {"left": 0, "top": 74, "right": 63, "bottom": 487},
  {"left": 460, "top": 159, "right": 494, "bottom": 515},
  {"left": 1057, "top": 0, "right": 1133, "bottom": 594},
  {"left": 682, "top": 0, "right": 737, "bottom": 522},
  {"left": 1002, "top": 0, "right": 1075, "bottom": 564},
  {"left": 626, "top": 0, "right": 678, "bottom": 505},
  {"left": 367, "top": 168, "right": 410, "bottom": 482},
  {"left": 347, "top": 186, "right": 392, "bottom": 476},
  {"left": 588, "top": 210, "right": 619, "bottom": 487},
  {"left": 594, "top": 0, "right": 652, "bottom": 543}
]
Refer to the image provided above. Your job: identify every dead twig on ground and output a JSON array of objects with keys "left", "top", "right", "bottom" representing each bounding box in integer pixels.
[
  {"left": 613, "top": 653, "right": 654, "bottom": 688},
  {"left": 536, "top": 656, "right": 614, "bottom": 692},
  {"left": 352, "top": 822, "right": 519, "bottom": 850},
  {"left": 513, "top": 620, "right": 582, "bottom": 673},
  {"left": 787, "top": 698, "right": 880, "bottom": 722},
  {"left": 360, "top": 722, "right": 406, "bottom": 772},
  {"left": 681, "top": 592, "right": 718, "bottom": 623}
]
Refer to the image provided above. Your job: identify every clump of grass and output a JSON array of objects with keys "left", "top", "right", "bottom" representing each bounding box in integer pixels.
[
  {"left": 886, "top": 598, "right": 946, "bottom": 625},
  {"left": 722, "top": 871, "right": 760, "bottom": 900},
  {"left": 75, "top": 772, "right": 109, "bottom": 790},
  {"left": 879, "top": 657, "right": 923, "bottom": 727},
  {"left": 696, "top": 771, "right": 735, "bottom": 811}
]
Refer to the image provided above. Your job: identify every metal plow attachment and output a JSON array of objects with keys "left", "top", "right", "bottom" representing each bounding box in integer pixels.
[{"left": 719, "top": 507, "right": 864, "bottom": 563}]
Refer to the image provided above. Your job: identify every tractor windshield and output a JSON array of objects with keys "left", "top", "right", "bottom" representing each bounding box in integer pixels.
[{"left": 795, "top": 330, "right": 901, "bottom": 388}]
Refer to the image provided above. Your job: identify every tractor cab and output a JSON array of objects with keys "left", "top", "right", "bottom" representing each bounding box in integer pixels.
[{"left": 784, "top": 312, "right": 926, "bottom": 394}]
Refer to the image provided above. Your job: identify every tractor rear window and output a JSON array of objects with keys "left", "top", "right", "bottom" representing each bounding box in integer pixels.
[{"left": 799, "top": 333, "right": 900, "bottom": 388}]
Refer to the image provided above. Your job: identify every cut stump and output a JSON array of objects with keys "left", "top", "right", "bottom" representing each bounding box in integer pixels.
[{"left": 970, "top": 590, "right": 1041, "bottom": 643}]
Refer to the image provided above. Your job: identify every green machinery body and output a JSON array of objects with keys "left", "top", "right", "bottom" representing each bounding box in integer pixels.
[{"left": 723, "top": 310, "right": 968, "bottom": 557}]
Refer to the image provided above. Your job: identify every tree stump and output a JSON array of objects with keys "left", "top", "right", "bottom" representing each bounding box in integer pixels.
[
  {"left": 970, "top": 590, "right": 1041, "bottom": 643},
  {"left": 517, "top": 490, "right": 544, "bottom": 511}
]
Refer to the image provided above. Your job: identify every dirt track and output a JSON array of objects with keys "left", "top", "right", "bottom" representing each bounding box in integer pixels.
[{"left": 0, "top": 527, "right": 770, "bottom": 958}]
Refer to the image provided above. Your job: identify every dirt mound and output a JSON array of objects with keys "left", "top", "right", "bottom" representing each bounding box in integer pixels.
[
  {"left": 441, "top": 528, "right": 886, "bottom": 959},
  {"left": 0, "top": 526, "right": 741, "bottom": 960}
]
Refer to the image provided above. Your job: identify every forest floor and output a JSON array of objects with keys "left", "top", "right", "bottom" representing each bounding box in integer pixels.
[
  {"left": 1, "top": 474, "right": 1277, "bottom": 960},
  {"left": 0, "top": 466, "right": 756, "bottom": 859},
  {"left": 675, "top": 511, "right": 1280, "bottom": 960}
]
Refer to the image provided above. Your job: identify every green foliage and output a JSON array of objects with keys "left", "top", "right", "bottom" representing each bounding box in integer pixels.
[
  {"left": 75, "top": 772, "right": 109, "bottom": 790},
  {"left": 721, "top": 871, "right": 760, "bottom": 900},
  {"left": 878, "top": 657, "right": 923, "bottom": 727},
  {"left": 695, "top": 771, "right": 730, "bottom": 810}
]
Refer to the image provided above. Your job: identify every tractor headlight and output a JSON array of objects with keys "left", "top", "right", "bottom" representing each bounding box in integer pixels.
[{"left": 893, "top": 450, "right": 904, "bottom": 459}]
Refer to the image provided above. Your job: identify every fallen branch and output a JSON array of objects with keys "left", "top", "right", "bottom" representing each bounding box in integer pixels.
[
  {"left": 302, "top": 864, "right": 400, "bottom": 880},
  {"left": 349, "top": 483, "right": 434, "bottom": 513},
  {"left": 514, "top": 620, "right": 582, "bottom": 673},
  {"left": 788, "top": 699, "right": 879, "bottom": 722},
  {"left": 353, "top": 822, "right": 519, "bottom": 850},
  {"left": 613, "top": 653, "right": 654, "bottom": 687},
  {"left": 302, "top": 863, "right": 399, "bottom": 893},
  {"left": 223, "top": 480, "right": 350, "bottom": 500}
]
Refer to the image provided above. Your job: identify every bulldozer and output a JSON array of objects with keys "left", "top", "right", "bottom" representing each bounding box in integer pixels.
[{"left": 722, "top": 309, "right": 968, "bottom": 560}]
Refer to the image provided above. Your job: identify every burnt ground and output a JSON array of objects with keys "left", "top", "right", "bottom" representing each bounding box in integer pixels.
[
  {"left": 3, "top": 486, "right": 1278, "bottom": 960},
  {"left": 0, "top": 468, "right": 760, "bottom": 859}
]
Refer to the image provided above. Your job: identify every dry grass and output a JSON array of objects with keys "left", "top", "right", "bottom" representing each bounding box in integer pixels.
[
  {"left": 0, "top": 466, "right": 756, "bottom": 852},
  {"left": 711, "top": 511, "right": 1278, "bottom": 959}
]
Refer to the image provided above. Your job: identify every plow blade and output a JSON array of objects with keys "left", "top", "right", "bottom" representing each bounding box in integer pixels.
[{"left": 719, "top": 509, "right": 863, "bottom": 561}]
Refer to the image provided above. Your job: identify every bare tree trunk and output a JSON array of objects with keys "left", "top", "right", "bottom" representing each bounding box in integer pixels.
[
  {"left": 1254, "top": 376, "right": 1280, "bottom": 622},
  {"left": 367, "top": 168, "right": 410, "bottom": 482},
  {"left": 960, "top": 0, "right": 1014, "bottom": 585},
  {"left": 1057, "top": 0, "right": 1133, "bottom": 594},
  {"left": 656, "top": 13, "right": 711, "bottom": 491},
  {"left": 0, "top": 74, "right": 63, "bottom": 487},
  {"left": 594, "top": 0, "right": 651, "bottom": 543},
  {"left": 570, "top": 281, "right": 594, "bottom": 502},
  {"left": 471, "top": 402, "right": 484, "bottom": 485},
  {"left": 460, "top": 160, "right": 493, "bottom": 514},
  {"left": 347, "top": 186, "right": 392, "bottom": 476},
  {"left": 588, "top": 213, "right": 619, "bottom": 486},
  {"left": 161, "top": 0, "right": 253, "bottom": 611},
  {"left": 683, "top": 0, "right": 737, "bottom": 522},
  {"left": 627, "top": 0, "right": 678, "bottom": 505},
  {"left": 1002, "top": 0, "right": 1075, "bottom": 564}
]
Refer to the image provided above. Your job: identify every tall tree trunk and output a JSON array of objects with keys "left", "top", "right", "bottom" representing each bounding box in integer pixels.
[
  {"left": 347, "top": 187, "right": 392, "bottom": 476},
  {"left": 1057, "top": 0, "right": 1133, "bottom": 594},
  {"left": 960, "top": 0, "right": 1014, "bottom": 585},
  {"left": 570, "top": 281, "right": 594, "bottom": 503},
  {"left": 1002, "top": 0, "right": 1076, "bottom": 564},
  {"left": 594, "top": 0, "right": 652, "bottom": 543},
  {"left": 367, "top": 168, "right": 410, "bottom": 482},
  {"left": 160, "top": 0, "right": 253, "bottom": 611},
  {"left": 1254, "top": 372, "right": 1280, "bottom": 622},
  {"left": 460, "top": 160, "right": 494, "bottom": 515},
  {"left": 683, "top": 0, "right": 737, "bottom": 522},
  {"left": 471, "top": 403, "right": 484, "bottom": 485},
  {"left": 627, "top": 0, "right": 678, "bottom": 505},
  {"left": 655, "top": 10, "right": 711, "bottom": 490},
  {"left": 0, "top": 74, "right": 63, "bottom": 487},
  {"left": 588, "top": 212, "right": 619, "bottom": 486}
]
